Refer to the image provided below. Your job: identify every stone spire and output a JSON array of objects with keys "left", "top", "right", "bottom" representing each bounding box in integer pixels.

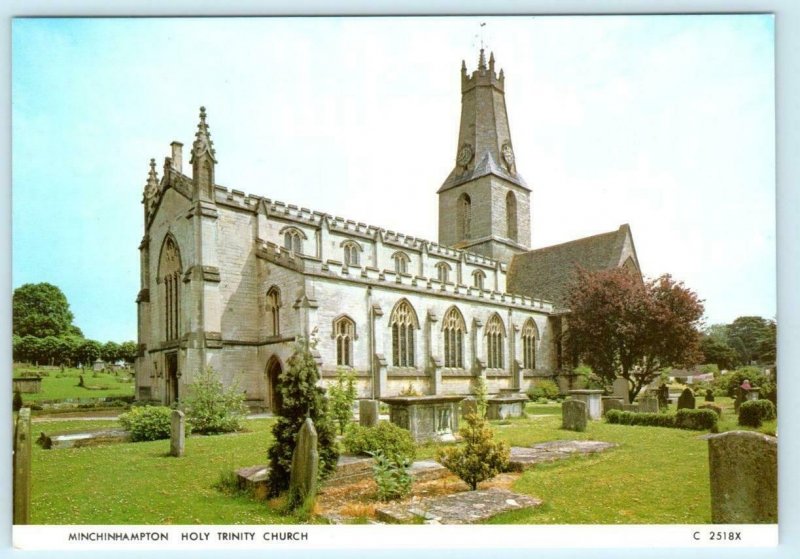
[
  {"left": 190, "top": 106, "right": 217, "bottom": 164},
  {"left": 143, "top": 158, "right": 159, "bottom": 215},
  {"left": 190, "top": 106, "right": 217, "bottom": 202},
  {"left": 478, "top": 48, "right": 487, "bottom": 71}
]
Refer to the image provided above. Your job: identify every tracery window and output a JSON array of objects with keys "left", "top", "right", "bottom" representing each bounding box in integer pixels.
[
  {"left": 343, "top": 242, "right": 360, "bottom": 267},
  {"left": 473, "top": 269, "right": 486, "bottom": 290},
  {"left": 485, "top": 314, "right": 506, "bottom": 369},
  {"left": 436, "top": 262, "right": 451, "bottom": 284},
  {"left": 393, "top": 252, "right": 410, "bottom": 275},
  {"left": 334, "top": 316, "right": 355, "bottom": 367},
  {"left": 159, "top": 237, "right": 182, "bottom": 341},
  {"left": 267, "top": 286, "right": 281, "bottom": 336},
  {"left": 390, "top": 299, "right": 418, "bottom": 367},
  {"left": 283, "top": 228, "right": 304, "bottom": 254},
  {"left": 522, "top": 319, "right": 538, "bottom": 370},
  {"left": 442, "top": 306, "right": 466, "bottom": 368}
]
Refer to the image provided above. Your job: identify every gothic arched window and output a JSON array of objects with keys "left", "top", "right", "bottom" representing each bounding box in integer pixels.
[
  {"left": 393, "top": 252, "right": 410, "bottom": 275},
  {"left": 343, "top": 241, "right": 361, "bottom": 267},
  {"left": 472, "top": 269, "right": 486, "bottom": 290},
  {"left": 436, "top": 262, "right": 451, "bottom": 284},
  {"left": 457, "top": 193, "right": 472, "bottom": 240},
  {"left": 506, "top": 191, "right": 518, "bottom": 242},
  {"left": 266, "top": 286, "right": 281, "bottom": 336},
  {"left": 283, "top": 228, "right": 304, "bottom": 254},
  {"left": 159, "top": 237, "right": 182, "bottom": 342},
  {"left": 442, "top": 306, "right": 466, "bottom": 368},
  {"left": 522, "top": 318, "right": 538, "bottom": 370},
  {"left": 333, "top": 315, "right": 355, "bottom": 367},
  {"left": 390, "top": 299, "right": 418, "bottom": 368},
  {"left": 485, "top": 314, "right": 506, "bottom": 369}
]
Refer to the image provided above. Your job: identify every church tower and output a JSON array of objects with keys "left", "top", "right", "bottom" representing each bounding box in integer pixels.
[{"left": 438, "top": 49, "right": 531, "bottom": 263}]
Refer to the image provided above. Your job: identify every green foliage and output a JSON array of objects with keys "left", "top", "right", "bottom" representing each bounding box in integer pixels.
[
  {"left": 698, "top": 364, "right": 720, "bottom": 378},
  {"left": 13, "top": 390, "right": 23, "bottom": 412},
  {"left": 119, "top": 406, "right": 173, "bottom": 442},
  {"left": 266, "top": 340, "right": 338, "bottom": 498},
  {"left": 526, "top": 379, "right": 560, "bottom": 401},
  {"left": 181, "top": 367, "right": 248, "bottom": 434},
  {"left": 675, "top": 409, "right": 718, "bottom": 431},
  {"left": 13, "top": 282, "right": 76, "bottom": 338},
  {"left": 716, "top": 367, "right": 767, "bottom": 398},
  {"left": 436, "top": 413, "right": 510, "bottom": 490},
  {"left": 328, "top": 368, "right": 357, "bottom": 435},
  {"left": 738, "top": 400, "right": 776, "bottom": 428},
  {"left": 370, "top": 450, "right": 413, "bottom": 502},
  {"left": 473, "top": 375, "right": 489, "bottom": 418},
  {"left": 728, "top": 316, "right": 775, "bottom": 366},
  {"left": 698, "top": 403, "right": 722, "bottom": 417},
  {"left": 119, "top": 341, "right": 138, "bottom": 364},
  {"left": 399, "top": 383, "right": 421, "bottom": 397},
  {"left": 341, "top": 422, "right": 416, "bottom": 463},
  {"left": 605, "top": 409, "right": 676, "bottom": 428},
  {"left": 101, "top": 341, "right": 121, "bottom": 364},
  {"left": 699, "top": 334, "right": 739, "bottom": 370}
]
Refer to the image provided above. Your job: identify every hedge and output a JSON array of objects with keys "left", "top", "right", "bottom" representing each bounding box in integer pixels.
[
  {"left": 606, "top": 408, "right": 718, "bottom": 431},
  {"left": 675, "top": 408, "right": 718, "bottom": 431},
  {"left": 738, "top": 399, "right": 776, "bottom": 428}
]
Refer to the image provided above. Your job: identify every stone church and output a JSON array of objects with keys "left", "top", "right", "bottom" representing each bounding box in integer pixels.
[{"left": 135, "top": 49, "right": 641, "bottom": 409}]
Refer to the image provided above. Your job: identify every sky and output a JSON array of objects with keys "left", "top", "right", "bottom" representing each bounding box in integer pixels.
[{"left": 11, "top": 15, "right": 775, "bottom": 343}]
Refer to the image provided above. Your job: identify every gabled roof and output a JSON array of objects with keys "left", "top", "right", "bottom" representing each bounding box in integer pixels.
[{"left": 507, "top": 224, "right": 638, "bottom": 308}]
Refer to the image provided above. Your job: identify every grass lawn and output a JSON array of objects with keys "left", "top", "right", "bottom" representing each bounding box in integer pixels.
[{"left": 14, "top": 366, "right": 134, "bottom": 403}]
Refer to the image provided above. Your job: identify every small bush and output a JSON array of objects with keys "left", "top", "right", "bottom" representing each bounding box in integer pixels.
[
  {"left": 473, "top": 375, "right": 489, "bottom": 418},
  {"left": 738, "top": 399, "right": 776, "bottom": 428},
  {"left": 328, "top": 369, "right": 357, "bottom": 435},
  {"left": 605, "top": 409, "right": 675, "bottom": 428},
  {"left": 13, "top": 391, "right": 23, "bottom": 412},
  {"left": 526, "top": 379, "right": 559, "bottom": 401},
  {"left": 370, "top": 450, "right": 413, "bottom": 502},
  {"left": 342, "top": 422, "right": 416, "bottom": 464},
  {"left": 675, "top": 408, "right": 718, "bottom": 431},
  {"left": 182, "top": 367, "right": 248, "bottom": 434},
  {"left": 437, "top": 413, "right": 509, "bottom": 490},
  {"left": 698, "top": 403, "right": 722, "bottom": 417},
  {"left": 119, "top": 406, "right": 173, "bottom": 441}
]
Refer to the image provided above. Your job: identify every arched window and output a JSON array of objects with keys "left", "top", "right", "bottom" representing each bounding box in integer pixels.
[
  {"left": 472, "top": 269, "right": 486, "bottom": 290},
  {"left": 457, "top": 193, "right": 472, "bottom": 240},
  {"left": 266, "top": 286, "right": 281, "bottom": 336},
  {"left": 436, "top": 262, "right": 451, "bottom": 284},
  {"left": 333, "top": 315, "right": 355, "bottom": 367},
  {"left": 283, "top": 228, "right": 304, "bottom": 254},
  {"left": 343, "top": 242, "right": 360, "bottom": 267},
  {"left": 159, "top": 237, "right": 182, "bottom": 341},
  {"left": 485, "top": 314, "right": 506, "bottom": 369},
  {"left": 393, "top": 252, "right": 410, "bottom": 275},
  {"left": 522, "top": 319, "right": 538, "bottom": 369},
  {"left": 506, "top": 191, "right": 518, "bottom": 242},
  {"left": 442, "top": 306, "right": 466, "bottom": 368},
  {"left": 390, "top": 299, "right": 418, "bottom": 368}
]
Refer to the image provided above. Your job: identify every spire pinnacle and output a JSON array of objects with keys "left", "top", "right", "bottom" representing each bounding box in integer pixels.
[
  {"left": 191, "top": 105, "right": 216, "bottom": 163},
  {"left": 147, "top": 158, "right": 158, "bottom": 185},
  {"left": 478, "top": 48, "right": 487, "bottom": 70}
]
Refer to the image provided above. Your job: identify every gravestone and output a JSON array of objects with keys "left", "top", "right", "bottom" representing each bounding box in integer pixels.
[
  {"left": 602, "top": 397, "right": 624, "bottom": 416},
  {"left": 638, "top": 396, "right": 659, "bottom": 414},
  {"left": 170, "top": 410, "right": 185, "bottom": 457},
  {"left": 567, "top": 390, "right": 603, "bottom": 420},
  {"left": 288, "top": 417, "right": 319, "bottom": 507},
  {"left": 657, "top": 384, "right": 670, "bottom": 408},
  {"left": 677, "top": 387, "right": 696, "bottom": 410},
  {"left": 562, "top": 399, "right": 587, "bottom": 432},
  {"left": 708, "top": 431, "right": 777, "bottom": 523},
  {"left": 704, "top": 389, "right": 715, "bottom": 402},
  {"left": 359, "top": 399, "right": 380, "bottom": 427},
  {"left": 622, "top": 403, "right": 640, "bottom": 413},
  {"left": 486, "top": 394, "right": 527, "bottom": 419},
  {"left": 381, "top": 395, "right": 464, "bottom": 442},
  {"left": 13, "top": 408, "right": 32, "bottom": 524},
  {"left": 612, "top": 378, "right": 630, "bottom": 404}
]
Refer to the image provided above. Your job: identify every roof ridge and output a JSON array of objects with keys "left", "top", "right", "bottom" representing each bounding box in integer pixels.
[{"left": 527, "top": 227, "right": 621, "bottom": 255}]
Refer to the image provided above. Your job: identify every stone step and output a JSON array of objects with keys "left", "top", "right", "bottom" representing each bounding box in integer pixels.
[{"left": 507, "top": 440, "right": 617, "bottom": 472}]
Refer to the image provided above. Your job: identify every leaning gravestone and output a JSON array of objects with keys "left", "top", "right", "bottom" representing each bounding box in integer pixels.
[
  {"left": 612, "top": 378, "right": 630, "bottom": 404},
  {"left": 677, "top": 387, "right": 696, "bottom": 410},
  {"left": 288, "top": 418, "right": 319, "bottom": 507},
  {"left": 708, "top": 431, "right": 777, "bottom": 523},
  {"left": 170, "top": 410, "right": 185, "bottom": 457},
  {"left": 562, "top": 399, "right": 587, "bottom": 432},
  {"left": 359, "top": 399, "right": 380, "bottom": 427},
  {"left": 13, "top": 408, "right": 32, "bottom": 524}
]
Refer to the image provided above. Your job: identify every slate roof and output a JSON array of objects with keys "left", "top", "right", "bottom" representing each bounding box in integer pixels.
[
  {"left": 506, "top": 224, "right": 637, "bottom": 309},
  {"left": 438, "top": 152, "right": 528, "bottom": 193}
]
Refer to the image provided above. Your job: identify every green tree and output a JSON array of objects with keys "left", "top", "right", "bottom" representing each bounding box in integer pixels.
[
  {"left": 181, "top": 367, "right": 248, "bottom": 434},
  {"left": 101, "top": 341, "right": 121, "bottom": 364},
  {"left": 756, "top": 319, "right": 777, "bottom": 365},
  {"left": 727, "top": 316, "right": 771, "bottom": 366},
  {"left": 76, "top": 339, "right": 102, "bottom": 366},
  {"left": 699, "top": 335, "right": 739, "bottom": 370},
  {"left": 13, "top": 283, "right": 76, "bottom": 338},
  {"left": 565, "top": 268, "right": 704, "bottom": 402},
  {"left": 437, "top": 413, "right": 509, "bottom": 490},
  {"left": 119, "top": 341, "right": 138, "bottom": 364},
  {"left": 328, "top": 368, "right": 357, "bottom": 435},
  {"left": 266, "top": 340, "right": 338, "bottom": 498}
]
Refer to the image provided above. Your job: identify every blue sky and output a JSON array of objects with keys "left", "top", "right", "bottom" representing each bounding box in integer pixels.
[{"left": 11, "top": 15, "right": 775, "bottom": 343}]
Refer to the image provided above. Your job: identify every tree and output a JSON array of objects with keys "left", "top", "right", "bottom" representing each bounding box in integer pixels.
[
  {"left": 101, "top": 341, "right": 121, "bottom": 364},
  {"left": 727, "top": 316, "right": 771, "bottom": 366},
  {"left": 266, "top": 340, "right": 338, "bottom": 498},
  {"left": 13, "top": 283, "right": 76, "bottom": 338},
  {"left": 699, "top": 335, "right": 739, "bottom": 370},
  {"left": 76, "top": 339, "right": 102, "bottom": 366},
  {"left": 181, "top": 367, "right": 248, "bottom": 434},
  {"left": 565, "top": 268, "right": 704, "bottom": 402},
  {"left": 119, "top": 341, "right": 138, "bottom": 364},
  {"left": 756, "top": 319, "right": 777, "bottom": 365},
  {"left": 328, "top": 368, "right": 357, "bottom": 435},
  {"left": 436, "top": 413, "right": 509, "bottom": 490}
]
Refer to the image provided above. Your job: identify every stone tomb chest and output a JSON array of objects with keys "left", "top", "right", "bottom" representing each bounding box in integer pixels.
[
  {"left": 486, "top": 393, "right": 528, "bottom": 420},
  {"left": 567, "top": 389, "right": 604, "bottom": 421},
  {"left": 381, "top": 395, "right": 465, "bottom": 443}
]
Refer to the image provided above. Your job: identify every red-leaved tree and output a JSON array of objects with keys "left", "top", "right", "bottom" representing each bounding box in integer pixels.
[{"left": 565, "top": 268, "right": 704, "bottom": 402}]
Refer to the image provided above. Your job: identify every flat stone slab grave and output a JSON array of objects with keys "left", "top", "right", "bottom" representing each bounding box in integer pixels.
[
  {"left": 508, "top": 440, "right": 617, "bottom": 472},
  {"left": 36, "top": 428, "right": 130, "bottom": 450},
  {"left": 376, "top": 488, "right": 542, "bottom": 524},
  {"left": 236, "top": 456, "right": 448, "bottom": 492}
]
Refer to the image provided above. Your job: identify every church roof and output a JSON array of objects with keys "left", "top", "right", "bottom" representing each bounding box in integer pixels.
[
  {"left": 438, "top": 151, "right": 528, "bottom": 193},
  {"left": 506, "top": 224, "right": 636, "bottom": 309}
]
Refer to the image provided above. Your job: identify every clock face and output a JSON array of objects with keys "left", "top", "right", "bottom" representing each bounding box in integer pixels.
[
  {"left": 457, "top": 143, "right": 474, "bottom": 167},
  {"left": 502, "top": 143, "right": 514, "bottom": 169}
]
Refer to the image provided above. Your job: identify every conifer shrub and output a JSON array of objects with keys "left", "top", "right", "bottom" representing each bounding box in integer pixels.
[
  {"left": 675, "top": 408, "right": 718, "bottom": 431},
  {"left": 182, "top": 367, "right": 248, "bottom": 434},
  {"left": 328, "top": 368, "right": 357, "bottom": 435},
  {"left": 738, "top": 399, "right": 776, "bottom": 428},
  {"left": 436, "top": 413, "right": 510, "bottom": 490},
  {"left": 526, "top": 379, "right": 560, "bottom": 401},
  {"left": 119, "top": 406, "right": 173, "bottom": 442},
  {"left": 266, "top": 340, "right": 338, "bottom": 498},
  {"left": 341, "top": 421, "right": 416, "bottom": 464}
]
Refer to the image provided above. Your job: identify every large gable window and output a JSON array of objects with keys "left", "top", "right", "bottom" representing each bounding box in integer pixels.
[{"left": 390, "top": 299, "right": 418, "bottom": 368}]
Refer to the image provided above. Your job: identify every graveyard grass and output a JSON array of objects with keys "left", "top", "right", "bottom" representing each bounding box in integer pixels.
[
  {"left": 14, "top": 366, "right": 135, "bottom": 402},
  {"left": 30, "top": 399, "right": 776, "bottom": 524}
]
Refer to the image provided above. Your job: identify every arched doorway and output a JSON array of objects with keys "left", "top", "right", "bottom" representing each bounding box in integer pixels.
[{"left": 265, "top": 357, "right": 283, "bottom": 413}]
